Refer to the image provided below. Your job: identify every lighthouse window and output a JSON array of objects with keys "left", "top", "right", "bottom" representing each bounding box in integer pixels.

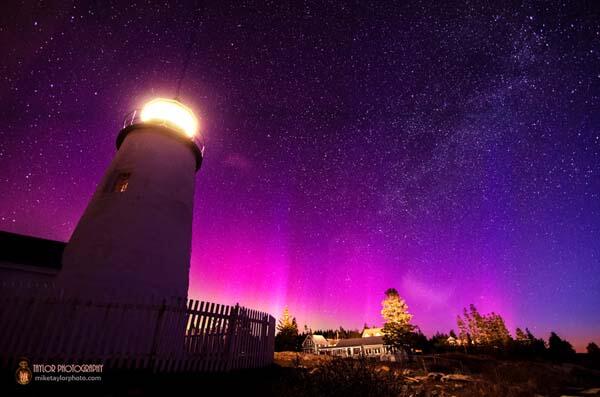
[{"left": 112, "top": 172, "right": 131, "bottom": 193}]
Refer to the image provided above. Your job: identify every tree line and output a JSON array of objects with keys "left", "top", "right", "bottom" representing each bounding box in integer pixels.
[
  {"left": 275, "top": 289, "right": 600, "bottom": 367},
  {"left": 274, "top": 307, "right": 366, "bottom": 351}
]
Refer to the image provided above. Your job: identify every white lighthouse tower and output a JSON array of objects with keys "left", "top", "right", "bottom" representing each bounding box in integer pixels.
[{"left": 58, "top": 98, "right": 203, "bottom": 301}]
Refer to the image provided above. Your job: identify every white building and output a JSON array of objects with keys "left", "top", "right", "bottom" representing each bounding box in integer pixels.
[
  {"left": 1, "top": 98, "right": 204, "bottom": 304},
  {"left": 57, "top": 98, "right": 203, "bottom": 301},
  {"left": 319, "top": 336, "right": 391, "bottom": 357},
  {"left": 302, "top": 334, "right": 330, "bottom": 354},
  {"left": 301, "top": 333, "right": 393, "bottom": 358}
]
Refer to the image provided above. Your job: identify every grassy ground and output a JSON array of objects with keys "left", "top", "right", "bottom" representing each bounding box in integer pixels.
[
  {"left": 2, "top": 353, "right": 599, "bottom": 396},
  {"left": 273, "top": 352, "right": 600, "bottom": 397}
]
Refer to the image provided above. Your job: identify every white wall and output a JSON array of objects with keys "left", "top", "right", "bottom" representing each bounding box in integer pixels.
[{"left": 58, "top": 126, "right": 198, "bottom": 302}]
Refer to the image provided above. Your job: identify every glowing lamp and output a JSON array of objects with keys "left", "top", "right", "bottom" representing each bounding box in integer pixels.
[{"left": 140, "top": 98, "right": 199, "bottom": 138}]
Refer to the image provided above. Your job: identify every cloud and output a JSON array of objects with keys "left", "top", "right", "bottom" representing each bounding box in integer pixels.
[{"left": 401, "top": 274, "right": 453, "bottom": 310}]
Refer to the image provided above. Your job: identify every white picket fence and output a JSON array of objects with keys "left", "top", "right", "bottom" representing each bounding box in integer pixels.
[{"left": 0, "top": 282, "right": 275, "bottom": 372}]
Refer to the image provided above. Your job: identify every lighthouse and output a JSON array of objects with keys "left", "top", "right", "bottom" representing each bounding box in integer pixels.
[{"left": 58, "top": 98, "right": 203, "bottom": 301}]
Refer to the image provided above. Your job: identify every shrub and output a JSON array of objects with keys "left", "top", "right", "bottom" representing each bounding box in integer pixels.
[{"left": 273, "top": 357, "right": 402, "bottom": 397}]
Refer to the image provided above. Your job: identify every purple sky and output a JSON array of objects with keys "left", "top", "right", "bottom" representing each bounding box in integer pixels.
[{"left": 1, "top": 2, "right": 599, "bottom": 350}]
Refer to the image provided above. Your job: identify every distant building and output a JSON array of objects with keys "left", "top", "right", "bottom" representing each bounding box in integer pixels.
[
  {"left": 301, "top": 333, "right": 393, "bottom": 358},
  {"left": 320, "top": 336, "right": 391, "bottom": 357},
  {"left": 302, "top": 334, "right": 330, "bottom": 354},
  {"left": 361, "top": 327, "right": 383, "bottom": 337}
]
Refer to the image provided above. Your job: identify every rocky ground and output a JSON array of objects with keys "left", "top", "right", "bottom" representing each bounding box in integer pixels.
[{"left": 274, "top": 352, "right": 600, "bottom": 397}]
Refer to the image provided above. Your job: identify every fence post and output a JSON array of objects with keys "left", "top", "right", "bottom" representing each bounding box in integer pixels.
[
  {"left": 0, "top": 289, "right": 276, "bottom": 373},
  {"left": 261, "top": 314, "right": 269, "bottom": 366},
  {"left": 149, "top": 298, "right": 166, "bottom": 372},
  {"left": 223, "top": 303, "right": 239, "bottom": 371},
  {"left": 268, "top": 316, "right": 275, "bottom": 364}
]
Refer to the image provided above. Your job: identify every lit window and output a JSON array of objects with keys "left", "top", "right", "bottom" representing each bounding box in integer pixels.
[{"left": 112, "top": 172, "right": 131, "bottom": 193}]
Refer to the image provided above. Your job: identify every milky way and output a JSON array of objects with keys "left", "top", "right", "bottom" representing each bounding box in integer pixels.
[{"left": 1, "top": 1, "right": 599, "bottom": 350}]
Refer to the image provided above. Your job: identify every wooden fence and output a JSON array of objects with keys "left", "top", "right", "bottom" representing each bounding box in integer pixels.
[{"left": 0, "top": 283, "right": 275, "bottom": 372}]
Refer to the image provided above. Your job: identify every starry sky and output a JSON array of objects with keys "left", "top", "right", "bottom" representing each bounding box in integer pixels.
[{"left": 1, "top": 1, "right": 599, "bottom": 351}]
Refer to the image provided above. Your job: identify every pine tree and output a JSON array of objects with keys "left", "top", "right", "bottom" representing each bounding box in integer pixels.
[
  {"left": 487, "top": 312, "right": 511, "bottom": 347},
  {"left": 525, "top": 328, "right": 537, "bottom": 342},
  {"left": 275, "top": 307, "right": 299, "bottom": 352},
  {"left": 456, "top": 315, "right": 469, "bottom": 346},
  {"left": 515, "top": 327, "right": 528, "bottom": 343},
  {"left": 548, "top": 332, "right": 576, "bottom": 362},
  {"left": 587, "top": 342, "right": 600, "bottom": 367},
  {"left": 466, "top": 304, "right": 484, "bottom": 344},
  {"left": 587, "top": 342, "right": 600, "bottom": 356},
  {"left": 430, "top": 332, "right": 450, "bottom": 351},
  {"left": 456, "top": 305, "right": 511, "bottom": 349},
  {"left": 276, "top": 307, "right": 294, "bottom": 333},
  {"left": 525, "top": 328, "right": 547, "bottom": 356},
  {"left": 381, "top": 288, "right": 413, "bottom": 324},
  {"left": 381, "top": 288, "right": 414, "bottom": 351}
]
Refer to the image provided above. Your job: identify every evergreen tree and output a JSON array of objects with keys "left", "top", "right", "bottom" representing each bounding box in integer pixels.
[
  {"left": 430, "top": 332, "right": 447, "bottom": 341},
  {"left": 587, "top": 342, "right": 600, "bottom": 356},
  {"left": 275, "top": 307, "right": 299, "bottom": 351},
  {"left": 410, "top": 329, "right": 430, "bottom": 353},
  {"left": 515, "top": 327, "right": 528, "bottom": 343},
  {"left": 276, "top": 307, "right": 294, "bottom": 332},
  {"left": 525, "top": 328, "right": 547, "bottom": 356},
  {"left": 381, "top": 288, "right": 414, "bottom": 351},
  {"left": 487, "top": 312, "right": 511, "bottom": 347},
  {"left": 587, "top": 342, "right": 600, "bottom": 367},
  {"left": 456, "top": 305, "right": 511, "bottom": 349},
  {"left": 464, "top": 305, "right": 484, "bottom": 344},
  {"left": 548, "top": 332, "right": 576, "bottom": 362},
  {"left": 456, "top": 315, "right": 469, "bottom": 346},
  {"left": 381, "top": 288, "right": 413, "bottom": 324},
  {"left": 430, "top": 332, "right": 450, "bottom": 352}
]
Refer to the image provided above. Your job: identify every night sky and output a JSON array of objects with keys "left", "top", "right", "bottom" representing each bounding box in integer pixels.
[{"left": 1, "top": 1, "right": 599, "bottom": 350}]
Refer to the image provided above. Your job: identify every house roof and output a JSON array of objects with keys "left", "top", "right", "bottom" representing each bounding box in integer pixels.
[
  {"left": 331, "top": 336, "right": 385, "bottom": 348},
  {"left": 0, "top": 231, "right": 65, "bottom": 271},
  {"left": 311, "top": 335, "right": 328, "bottom": 345},
  {"left": 362, "top": 327, "right": 383, "bottom": 337}
]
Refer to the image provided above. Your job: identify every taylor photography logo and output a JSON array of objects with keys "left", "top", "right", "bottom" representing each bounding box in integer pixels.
[
  {"left": 14, "top": 359, "right": 103, "bottom": 385},
  {"left": 15, "top": 358, "right": 32, "bottom": 386}
]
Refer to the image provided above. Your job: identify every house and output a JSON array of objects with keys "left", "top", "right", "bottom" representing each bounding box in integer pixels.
[
  {"left": 319, "top": 336, "right": 392, "bottom": 357},
  {"left": 361, "top": 327, "right": 383, "bottom": 337},
  {"left": 301, "top": 331, "right": 399, "bottom": 359},
  {"left": 302, "top": 334, "right": 330, "bottom": 354},
  {"left": 0, "top": 231, "right": 64, "bottom": 284}
]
